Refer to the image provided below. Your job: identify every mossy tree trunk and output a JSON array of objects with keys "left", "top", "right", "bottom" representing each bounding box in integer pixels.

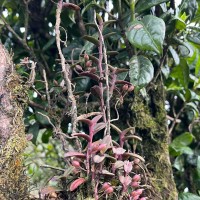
[
  {"left": 129, "top": 81, "right": 178, "bottom": 200},
  {"left": 0, "top": 44, "right": 29, "bottom": 200}
]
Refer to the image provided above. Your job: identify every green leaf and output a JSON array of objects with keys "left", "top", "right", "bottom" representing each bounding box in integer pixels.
[
  {"left": 172, "top": 132, "right": 194, "bottom": 146},
  {"left": 35, "top": 109, "right": 51, "bottom": 126},
  {"left": 179, "top": 193, "right": 200, "bottom": 200},
  {"left": 173, "top": 156, "right": 184, "bottom": 171},
  {"left": 81, "top": 33, "right": 98, "bottom": 54},
  {"left": 170, "top": 59, "right": 189, "bottom": 88},
  {"left": 186, "top": 44, "right": 200, "bottom": 77},
  {"left": 174, "top": 17, "right": 186, "bottom": 30},
  {"left": 170, "top": 132, "right": 194, "bottom": 156},
  {"left": 126, "top": 15, "right": 165, "bottom": 54},
  {"left": 81, "top": 1, "right": 98, "bottom": 15},
  {"left": 129, "top": 55, "right": 154, "bottom": 87},
  {"left": 169, "top": 46, "right": 180, "bottom": 66},
  {"left": 135, "top": 0, "right": 169, "bottom": 13},
  {"left": 28, "top": 122, "right": 39, "bottom": 144},
  {"left": 82, "top": 35, "right": 100, "bottom": 46},
  {"left": 41, "top": 129, "right": 53, "bottom": 143}
]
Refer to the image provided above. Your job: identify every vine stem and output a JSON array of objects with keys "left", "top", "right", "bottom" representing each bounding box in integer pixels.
[
  {"left": 55, "top": 0, "right": 77, "bottom": 134},
  {"left": 94, "top": 12, "right": 110, "bottom": 136}
]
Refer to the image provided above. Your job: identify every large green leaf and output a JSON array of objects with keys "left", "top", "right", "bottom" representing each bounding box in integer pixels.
[
  {"left": 135, "top": 0, "right": 169, "bottom": 13},
  {"left": 179, "top": 193, "right": 200, "bottom": 200},
  {"left": 172, "top": 132, "right": 194, "bottom": 146},
  {"left": 129, "top": 55, "right": 154, "bottom": 87},
  {"left": 170, "top": 132, "right": 194, "bottom": 156},
  {"left": 126, "top": 15, "right": 165, "bottom": 54}
]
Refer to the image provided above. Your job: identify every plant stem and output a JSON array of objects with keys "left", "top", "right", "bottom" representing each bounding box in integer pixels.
[
  {"left": 94, "top": 13, "right": 107, "bottom": 124},
  {"left": 55, "top": 0, "right": 77, "bottom": 134},
  {"left": 130, "top": 0, "right": 135, "bottom": 22}
]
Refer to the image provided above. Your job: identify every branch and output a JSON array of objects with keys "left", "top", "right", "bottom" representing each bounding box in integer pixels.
[
  {"left": 169, "top": 105, "right": 185, "bottom": 136},
  {"left": 55, "top": 1, "right": 77, "bottom": 134}
]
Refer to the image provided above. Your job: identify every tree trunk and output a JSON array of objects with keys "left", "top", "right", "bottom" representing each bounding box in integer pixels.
[
  {"left": 130, "top": 81, "right": 178, "bottom": 200},
  {"left": 0, "top": 44, "right": 29, "bottom": 200}
]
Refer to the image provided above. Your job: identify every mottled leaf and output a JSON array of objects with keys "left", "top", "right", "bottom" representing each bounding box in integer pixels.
[{"left": 129, "top": 55, "right": 154, "bottom": 87}]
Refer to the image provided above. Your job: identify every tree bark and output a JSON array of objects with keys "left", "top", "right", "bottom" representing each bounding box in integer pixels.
[
  {"left": 130, "top": 81, "right": 178, "bottom": 200},
  {"left": 0, "top": 44, "right": 29, "bottom": 200}
]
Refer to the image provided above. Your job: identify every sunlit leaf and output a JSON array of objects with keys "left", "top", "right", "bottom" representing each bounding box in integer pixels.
[
  {"left": 129, "top": 55, "right": 154, "bottom": 87},
  {"left": 126, "top": 15, "right": 165, "bottom": 54}
]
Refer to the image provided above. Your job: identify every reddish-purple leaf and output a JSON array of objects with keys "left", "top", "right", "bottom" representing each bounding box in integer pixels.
[
  {"left": 78, "top": 118, "right": 92, "bottom": 126},
  {"left": 119, "top": 175, "right": 132, "bottom": 187},
  {"left": 97, "top": 143, "right": 107, "bottom": 152},
  {"left": 40, "top": 186, "right": 56, "bottom": 196},
  {"left": 93, "top": 155, "right": 105, "bottom": 163},
  {"left": 100, "top": 135, "right": 111, "bottom": 153},
  {"left": 121, "top": 127, "right": 135, "bottom": 136},
  {"left": 72, "top": 133, "right": 90, "bottom": 142},
  {"left": 113, "top": 147, "right": 126, "bottom": 155},
  {"left": 92, "top": 115, "right": 102, "bottom": 124},
  {"left": 93, "top": 122, "right": 106, "bottom": 135},
  {"left": 70, "top": 178, "right": 86, "bottom": 191},
  {"left": 64, "top": 152, "right": 86, "bottom": 158},
  {"left": 124, "top": 160, "right": 133, "bottom": 174},
  {"left": 79, "top": 72, "right": 99, "bottom": 82}
]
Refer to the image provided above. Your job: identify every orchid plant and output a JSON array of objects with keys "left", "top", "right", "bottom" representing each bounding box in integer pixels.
[{"left": 39, "top": 1, "right": 149, "bottom": 199}]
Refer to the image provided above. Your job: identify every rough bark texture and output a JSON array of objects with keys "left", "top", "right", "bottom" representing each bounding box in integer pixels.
[
  {"left": 131, "top": 81, "right": 178, "bottom": 200},
  {"left": 0, "top": 44, "right": 29, "bottom": 200}
]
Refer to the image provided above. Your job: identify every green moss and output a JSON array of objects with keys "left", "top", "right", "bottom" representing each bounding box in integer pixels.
[
  {"left": 131, "top": 96, "right": 157, "bottom": 134},
  {"left": 129, "top": 84, "right": 178, "bottom": 200}
]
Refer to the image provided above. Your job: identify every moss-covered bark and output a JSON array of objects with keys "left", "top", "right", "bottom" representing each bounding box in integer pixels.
[
  {"left": 131, "top": 82, "right": 178, "bottom": 200},
  {"left": 0, "top": 44, "right": 29, "bottom": 200}
]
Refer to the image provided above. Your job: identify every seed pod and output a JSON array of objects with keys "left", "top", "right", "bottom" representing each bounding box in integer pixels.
[
  {"left": 133, "top": 195, "right": 140, "bottom": 200},
  {"left": 102, "top": 182, "right": 111, "bottom": 191},
  {"left": 71, "top": 160, "right": 80, "bottom": 168},
  {"left": 86, "top": 60, "right": 92, "bottom": 68},
  {"left": 75, "top": 65, "right": 83, "bottom": 72},
  {"left": 132, "top": 174, "right": 141, "bottom": 182},
  {"left": 122, "top": 84, "right": 128, "bottom": 91},
  {"left": 131, "top": 191, "right": 138, "bottom": 197},
  {"left": 105, "top": 186, "right": 113, "bottom": 194},
  {"left": 135, "top": 189, "right": 144, "bottom": 196},
  {"left": 128, "top": 85, "right": 134, "bottom": 92},
  {"left": 84, "top": 53, "right": 89, "bottom": 61},
  {"left": 131, "top": 181, "right": 140, "bottom": 188},
  {"left": 134, "top": 158, "right": 140, "bottom": 165}
]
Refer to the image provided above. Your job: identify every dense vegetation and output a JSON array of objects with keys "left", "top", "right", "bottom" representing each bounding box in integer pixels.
[{"left": 0, "top": 0, "right": 200, "bottom": 199}]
